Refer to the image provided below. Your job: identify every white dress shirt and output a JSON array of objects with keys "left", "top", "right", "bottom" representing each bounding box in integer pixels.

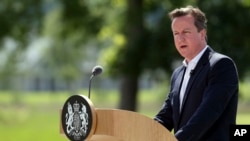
[{"left": 179, "top": 46, "right": 208, "bottom": 111}]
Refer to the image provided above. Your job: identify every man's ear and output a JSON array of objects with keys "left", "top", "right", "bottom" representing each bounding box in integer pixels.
[{"left": 200, "top": 29, "right": 207, "bottom": 41}]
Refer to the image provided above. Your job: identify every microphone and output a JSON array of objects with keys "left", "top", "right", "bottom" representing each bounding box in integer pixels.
[
  {"left": 88, "top": 65, "right": 103, "bottom": 99},
  {"left": 92, "top": 65, "right": 103, "bottom": 76},
  {"left": 190, "top": 69, "right": 195, "bottom": 76}
]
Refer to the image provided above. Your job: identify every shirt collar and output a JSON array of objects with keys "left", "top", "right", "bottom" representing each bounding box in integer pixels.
[{"left": 183, "top": 45, "right": 208, "bottom": 67}]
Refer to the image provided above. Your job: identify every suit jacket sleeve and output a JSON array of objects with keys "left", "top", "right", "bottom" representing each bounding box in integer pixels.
[{"left": 154, "top": 67, "right": 182, "bottom": 131}]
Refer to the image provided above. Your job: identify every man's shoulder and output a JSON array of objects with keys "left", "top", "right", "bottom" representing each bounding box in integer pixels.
[
  {"left": 199, "top": 47, "right": 236, "bottom": 69},
  {"left": 209, "top": 51, "right": 234, "bottom": 65},
  {"left": 173, "top": 65, "right": 185, "bottom": 73}
]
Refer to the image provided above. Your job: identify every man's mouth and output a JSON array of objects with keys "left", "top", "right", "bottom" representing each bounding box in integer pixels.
[{"left": 180, "top": 45, "right": 187, "bottom": 48}]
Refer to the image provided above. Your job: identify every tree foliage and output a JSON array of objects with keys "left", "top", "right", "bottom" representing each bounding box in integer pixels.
[
  {"left": 198, "top": 0, "right": 250, "bottom": 78},
  {"left": 0, "top": 0, "right": 44, "bottom": 89},
  {"left": 0, "top": 0, "right": 43, "bottom": 44},
  {"left": 0, "top": 0, "right": 103, "bottom": 90},
  {"left": 39, "top": 0, "right": 104, "bottom": 92}
]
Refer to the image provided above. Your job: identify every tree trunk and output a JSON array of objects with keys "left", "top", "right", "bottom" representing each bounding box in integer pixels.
[
  {"left": 119, "top": 75, "right": 139, "bottom": 111},
  {"left": 118, "top": 0, "right": 143, "bottom": 111}
]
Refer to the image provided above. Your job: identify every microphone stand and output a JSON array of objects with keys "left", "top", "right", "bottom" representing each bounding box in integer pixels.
[{"left": 88, "top": 74, "right": 94, "bottom": 99}]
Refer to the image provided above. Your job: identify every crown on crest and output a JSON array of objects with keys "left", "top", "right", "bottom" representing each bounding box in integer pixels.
[{"left": 73, "top": 101, "right": 80, "bottom": 111}]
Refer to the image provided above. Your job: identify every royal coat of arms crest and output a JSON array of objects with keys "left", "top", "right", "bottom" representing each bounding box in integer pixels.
[{"left": 61, "top": 95, "right": 94, "bottom": 141}]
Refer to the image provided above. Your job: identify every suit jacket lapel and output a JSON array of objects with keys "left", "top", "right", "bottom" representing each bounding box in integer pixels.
[
  {"left": 180, "top": 47, "right": 213, "bottom": 112},
  {"left": 173, "top": 66, "right": 186, "bottom": 127}
]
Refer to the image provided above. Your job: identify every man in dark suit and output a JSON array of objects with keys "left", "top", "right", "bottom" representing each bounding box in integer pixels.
[{"left": 154, "top": 5, "right": 239, "bottom": 141}]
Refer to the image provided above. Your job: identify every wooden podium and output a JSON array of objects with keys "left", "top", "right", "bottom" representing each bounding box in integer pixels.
[{"left": 60, "top": 95, "right": 177, "bottom": 141}]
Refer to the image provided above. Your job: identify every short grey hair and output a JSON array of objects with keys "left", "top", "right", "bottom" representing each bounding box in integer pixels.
[{"left": 169, "top": 5, "right": 207, "bottom": 32}]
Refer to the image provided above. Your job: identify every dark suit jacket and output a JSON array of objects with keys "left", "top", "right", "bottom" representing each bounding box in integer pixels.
[{"left": 154, "top": 47, "right": 238, "bottom": 141}]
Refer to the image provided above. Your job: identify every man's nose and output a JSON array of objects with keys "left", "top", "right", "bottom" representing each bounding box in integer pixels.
[{"left": 177, "top": 34, "right": 185, "bottom": 41}]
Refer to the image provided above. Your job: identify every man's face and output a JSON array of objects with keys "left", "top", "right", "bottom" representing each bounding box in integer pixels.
[{"left": 171, "top": 14, "right": 206, "bottom": 62}]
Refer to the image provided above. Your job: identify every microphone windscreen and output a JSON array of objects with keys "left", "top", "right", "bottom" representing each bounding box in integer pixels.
[{"left": 92, "top": 65, "right": 103, "bottom": 76}]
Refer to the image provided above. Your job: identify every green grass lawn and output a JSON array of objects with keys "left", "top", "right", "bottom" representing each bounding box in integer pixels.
[{"left": 0, "top": 90, "right": 249, "bottom": 141}]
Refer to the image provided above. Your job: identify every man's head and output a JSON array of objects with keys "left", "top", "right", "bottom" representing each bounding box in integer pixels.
[{"left": 169, "top": 6, "right": 208, "bottom": 62}]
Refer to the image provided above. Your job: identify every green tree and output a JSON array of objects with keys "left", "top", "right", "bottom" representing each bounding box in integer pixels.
[
  {"left": 0, "top": 0, "right": 43, "bottom": 44},
  {"left": 0, "top": 0, "right": 43, "bottom": 89},
  {"left": 0, "top": 0, "right": 103, "bottom": 91},
  {"left": 41, "top": 0, "right": 102, "bottom": 92}
]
